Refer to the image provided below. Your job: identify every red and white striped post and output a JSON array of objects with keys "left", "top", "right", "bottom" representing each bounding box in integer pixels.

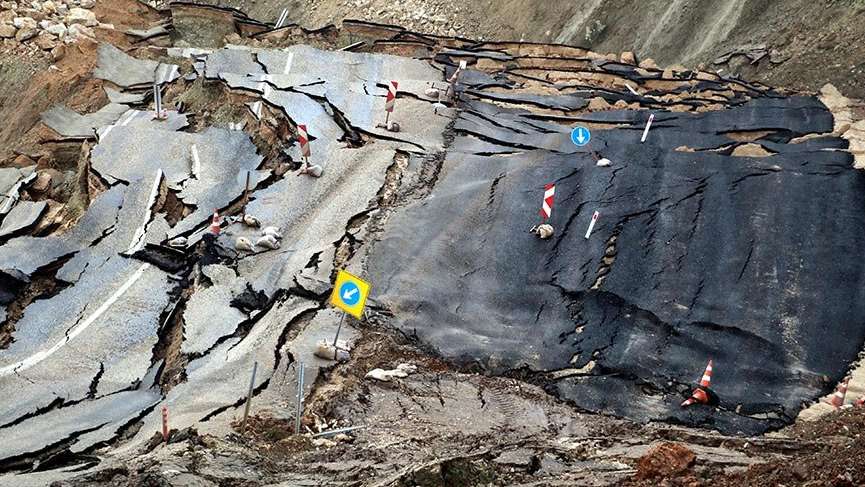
[
  {"left": 585, "top": 211, "right": 599, "bottom": 239},
  {"left": 384, "top": 81, "right": 398, "bottom": 125},
  {"left": 540, "top": 183, "right": 555, "bottom": 220},
  {"left": 209, "top": 209, "right": 221, "bottom": 235},
  {"left": 297, "top": 124, "right": 311, "bottom": 171},
  {"left": 161, "top": 405, "right": 169, "bottom": 443}
]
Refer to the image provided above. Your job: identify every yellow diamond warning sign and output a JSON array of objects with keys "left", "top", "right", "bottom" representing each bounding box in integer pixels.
[{"left": 330, "top": 269, "right": 370, "bottom": 319}]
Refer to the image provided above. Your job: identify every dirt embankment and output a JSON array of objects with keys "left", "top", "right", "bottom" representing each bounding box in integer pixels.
[
  {"left": 0, "top": 0, "right": 160, "bottom": 162},
  {"left": 201, "top": 0, "right": 865, "bottom": 99}
]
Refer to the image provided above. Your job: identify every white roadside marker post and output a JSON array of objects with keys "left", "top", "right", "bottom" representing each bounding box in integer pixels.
[
  {"left": 585, "top": 211, "right": 599, "bottom": 239},
  {"left": 275, "top": 8, "right": 289, "bottom": 28},
  {"left": 640, "top": 113, "right": 654, "bottom": 143}
]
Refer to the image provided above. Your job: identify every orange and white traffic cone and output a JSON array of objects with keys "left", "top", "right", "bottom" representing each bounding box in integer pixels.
[
  {"left": 681, "top": 360, "right": 713, "bottom": 407},
  {"left": 209, "top": 209, "right": 221, "bottom": 235},
  {"left": 855, "top": 395, "right": 864, "bottom": 408},
  {"left": 824, "top": 377, "right": 849, "bottom": 408}
]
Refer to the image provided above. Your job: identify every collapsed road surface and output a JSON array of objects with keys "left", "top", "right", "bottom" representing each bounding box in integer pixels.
[{"left": 0, "top": 3, "right": 864, "bottom": 484}]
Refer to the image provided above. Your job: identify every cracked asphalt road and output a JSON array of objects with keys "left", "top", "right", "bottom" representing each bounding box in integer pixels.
[
  {"left": 367, "top": 51, "right": 865, "bottom": 435},
  {"left": 1, "top": 12, "right": 864, "bottom": 483}
]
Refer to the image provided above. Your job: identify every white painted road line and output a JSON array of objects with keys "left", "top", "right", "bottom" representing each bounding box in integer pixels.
[
  {"left": 283, "top": 52, "right": 294, "bottom": 75},
  {"left": 0, "top": 263, "right": 152, "bottom": 378},
  {"left": 190, "top": 144, "right": 201, "bottom": 179},
  {"left": 126, "top": 169, "right": 163, "bottom": 255}
]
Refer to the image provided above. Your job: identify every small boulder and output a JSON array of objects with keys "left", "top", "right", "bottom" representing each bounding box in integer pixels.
[
  {"left": 12, "top": 154, "right": 35, "bottom": 167},
  {"left": 261, "top": 226, "right": 282, "bottom": 240},
  {"left": 65, "top": 7, "right": 97, "bottom": 27},
  {"left": 235, "top": 237, "right": 254, "bottom": 252},
  {"left": 241, "top": 214, "right": 260, "bottom": 228},
  {"left": 0, "top": 24, "right": 15, "bottom": 38},
  {"left": 167, "top": 236, "right": 187, "bottom": 248},
  {"left": 638, "top": 58, "right": 659, "bottom": 70},
  {"left": 79, "top": 0, "right": 95, "bottom": 7},
  {"left": 596, "top": 158, "right": 612, "bottom": 167},
  {"left": 66, "top": 23, "right": 94, "bottom": 41},
  {"left": 620, "top": 51, "right": 636, "bottom": 65},
  {"left": 635, "top": 443, "right": 696, "bottom": 480},
  {"left": 12, "top": 16, "right": 36, "bottom": 29},
  {"left": 41, "top": 0, "right": 56, "bottom": 14},
  {"left": 530, "top": 223, "right": 554, "bottom": 239},
  {"left": 0, "top": 10, "right": 16, "bottom": 23},
  {"left": 15, "top": 25, "right": 37, "bottom": 41},
  {"left": 255, "top": 234, "right": 280, "bottom": 250},
  {"left": 50, "top": 43, "right": 65, "bottom": 61},
  {"left": 45, "top": 22, "right": 66, "bottom": 38},
  {"left": 30, "top": 171, "right": 52, "bottom": 193},
  {"left": 299, "top": 163, "right": 323, "bottom": 178},
  {"left": 587, "top": 97, "right": 611, "bottom": 111},
  {"left": 34, "top": 31, "right": 55, "bottom": 49}
]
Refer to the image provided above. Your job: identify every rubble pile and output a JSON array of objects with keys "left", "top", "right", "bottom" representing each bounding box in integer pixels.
[{"left": 0, "top": 0, "right": 111, "bottom": 51}]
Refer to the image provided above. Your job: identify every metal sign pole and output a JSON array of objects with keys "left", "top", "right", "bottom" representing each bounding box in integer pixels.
[
  {"left": 332, "top": 312, "right": 346, "bottom": 360},
  {"left": 241, "top": 361, "right": 258, "bottom": 433},
  {"left": 243, "top": 170, "right": 251, "bottom": 217},
  {"left": 294, "top": 362, "right": 305, "bottom": 434}
]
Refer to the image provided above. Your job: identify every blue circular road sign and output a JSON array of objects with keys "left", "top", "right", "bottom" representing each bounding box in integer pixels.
[
  {"left": 339, "top": 281, "right": 361, "bottom": 306},
  {"left": 571, "top": 125, "right": 591, "bottom": 147}
]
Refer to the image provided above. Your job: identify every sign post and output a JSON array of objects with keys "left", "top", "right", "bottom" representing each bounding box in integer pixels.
[
  {"left": 294, "top": 362, "right": 305, "bottom": 434},
  {"left": 328, "top": 269, "right": 371, "bottom": 358}
]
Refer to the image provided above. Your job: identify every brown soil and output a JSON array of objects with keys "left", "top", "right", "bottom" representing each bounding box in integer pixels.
[
  {"left": 635, "top": 443, "right": 698, "bottom": 481},
  {"left": 713, "top": 409, "right": 865, "bottom": 487},
  {"left": 0, "top": 0, "right": 162, "bottom": 162}
]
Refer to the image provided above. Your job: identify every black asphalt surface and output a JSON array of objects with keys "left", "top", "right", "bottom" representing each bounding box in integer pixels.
[{"left": 368, "top": 91, "right": 865, "bottom": 435}]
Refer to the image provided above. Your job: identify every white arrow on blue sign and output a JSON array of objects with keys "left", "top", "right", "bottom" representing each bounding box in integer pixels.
[
  {"left": 340, "top": 281, "right": 361, "bottom": 306},
  {"left": 571, "top": 125, "right": 591, "bottom": 147}
]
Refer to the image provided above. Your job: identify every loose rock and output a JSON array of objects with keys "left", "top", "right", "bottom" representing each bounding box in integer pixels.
[
  {"left": 255, "top": 234, "right": 280, "bottom": 250},
  {"left": 14, "top": 25, "right": 36, "bottom": 41},
  {"left": 0, "top": 24, "right": 15, "bottom": 38},
  {"left": 65, "top": 7, "right": 97, "bottom": 27},
  {"left": 636, "top": 443, "right": 696, "bottom": 480},
  {"left": 66, "top": 23, "right": 93, "bottom": 41},
  {"left": 34, "top": 31, "right": 54, "bottom": 49}
]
